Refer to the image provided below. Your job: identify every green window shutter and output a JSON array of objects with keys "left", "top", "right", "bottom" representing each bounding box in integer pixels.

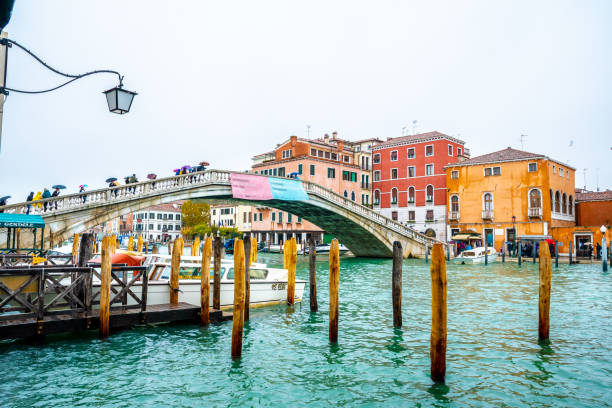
[
  {"left": 288, "top": 214, "right": 292, "bottom": 223},
  {"left": 273, "top": 168, "right": 277, "bottom": 176},
  {"left": 297, "top": 216, "right": 302, "bottom": 223},
  {"left": 298, "top": 164, "right": 303, "bottom": 174},
  {"left": 279, "top": 212, "right": 283, "bottom": 223},
  {"left": 272, "top": 212, "right": 276, "bottom": 221},
  {"left": 310, "top": 164, "right": 315, "bottom": 175}
]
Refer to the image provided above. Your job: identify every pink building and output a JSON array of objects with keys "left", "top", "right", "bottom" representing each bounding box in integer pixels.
[{"left": 250, "top": 132, "right": 378, "bottom": 245}]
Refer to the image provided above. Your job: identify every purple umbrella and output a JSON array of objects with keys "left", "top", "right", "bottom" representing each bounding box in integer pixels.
[{"left": 147, "top": 173, "right": 157, "bottom": 180}]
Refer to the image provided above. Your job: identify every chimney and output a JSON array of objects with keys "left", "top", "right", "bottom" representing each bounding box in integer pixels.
[
  {"left": 290, "top": 135, "right": 297, "bottom": 146},
  {"left": 324, "top": 133, "right": 329, "bottom": 144},
  {"left": 338, "top": 140, "right": 344, "bottom": 152},
  {"left": 332, "top": 131, "right": 338, "bottom": 140}
]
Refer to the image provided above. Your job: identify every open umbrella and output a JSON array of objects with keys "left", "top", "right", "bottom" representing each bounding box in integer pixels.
[
  {"left": 199, "top": 161, "right": 210, "bottom": 167},
  {"left": 79, "top": 184, "right": 88, "bottom": 188},
  {"left": 288, "top": 172, "right": 300, "bottom": 179},
  {"left": 105, "top": 177, "right": 117, "bottom": 183},
  {"left": 52, "top": 185, "right": 66, "bottom": 189},
  {"left": 181, "top": 165, "right": 192, "bottom": 171},
  {"left": 0, "top": 195, "right": 10, "bottom": 201},
  {"left": 147, "top": 173, "right": 157, "bottom": 180}
]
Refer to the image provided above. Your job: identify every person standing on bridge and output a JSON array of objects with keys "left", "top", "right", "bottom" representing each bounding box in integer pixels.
[
  {"left": 42, "top": 188, "right": 51, "bottom": 212},
  {"left": 51, "top": 188, "right": 61, "bottom": 210},
  {"left": 0, "top": 196, "right": 7, "bottom": 213},
  {"left": 25, "top": 192, "right": 34, "bottom": 214}
]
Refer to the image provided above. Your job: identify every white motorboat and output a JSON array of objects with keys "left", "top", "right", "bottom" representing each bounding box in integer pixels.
[
  {"left": 304, "top": 243, "right": 350, "bottom": 255},
  {"left": 455, "top": 246, "right": 498, "bottom": 264}
]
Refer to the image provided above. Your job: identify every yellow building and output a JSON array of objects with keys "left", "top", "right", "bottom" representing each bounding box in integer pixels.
[{"left": 445, "top": 147, "right": 575, "bottom": 250}]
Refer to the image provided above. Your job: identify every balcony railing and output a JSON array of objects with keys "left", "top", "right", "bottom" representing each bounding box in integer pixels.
[
  {"left": 407, "top": 198, "right": 415, "bottom": 204},
  {"left": 481, "top": 210, "right": 494, "bottom": 220},
  {"left": 448, "top": 211, "right": 459, "bottom": 221},
  {"left": 425, "top": 218, "right": 435, "bottom": 223},
  {"left": 528, "top": 207, "right": 542, "bottom": 218}
]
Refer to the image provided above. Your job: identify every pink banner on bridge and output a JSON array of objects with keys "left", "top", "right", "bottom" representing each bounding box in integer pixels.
[{"left": 230, "top": 173, "right": 273, "bottom": 200}]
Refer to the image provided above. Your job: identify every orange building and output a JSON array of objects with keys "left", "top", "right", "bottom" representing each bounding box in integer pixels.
[{"left": 445, "top": 147, "right": 576, "bottom": 250}]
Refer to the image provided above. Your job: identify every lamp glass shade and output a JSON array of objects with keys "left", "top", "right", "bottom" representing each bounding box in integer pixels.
[{"left": 103, "top": 86, "right": 137, "bottom": 114}]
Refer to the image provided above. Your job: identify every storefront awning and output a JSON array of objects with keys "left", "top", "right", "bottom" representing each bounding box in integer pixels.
[
  {"left": 452, "top": 233, "right": 481, "bottom": 241},
  {"left": 0, "top": 214, "right": 45, "bottom": 228},
  {"left": 517, "top": 235, "right": 552, "bottom": 241}
]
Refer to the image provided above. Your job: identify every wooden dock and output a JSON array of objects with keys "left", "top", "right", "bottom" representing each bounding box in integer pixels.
[{"left": 0, "top": 261, "right": 232, "bottom": 341}]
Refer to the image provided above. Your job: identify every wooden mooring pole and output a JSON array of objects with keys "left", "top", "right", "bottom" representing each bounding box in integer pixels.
[
  {"left": 72, "top": 233, "right": 79, "bottom": 264},
  {"left": 501, "top": 241, "right": 505, "bottom": 263},
  {"left": 193, "top": 236, "right": 201, "bottom": 257},
  {"left": 538, "top": 241, "right": 551, "bottom": 342},
  {"left": 137, "top": 235, "right": 143, "bottom": 253},
  {"left": 251, "top": 237, "right": 258, "bottom": 264},
  {"left": 213, "top": 236, "right": 222, "bottom": 310},
  {"left": 308, "top": 236, "right": 318, "bottom": 312},
  {"left": 244, "top": 235, "right": 251, "bottom": 321},
  {"left": 518, "top": 242, "right": 522, "bottom": 266},
  {"left": 430, "top": 243, "right": 447, "bottom": 383},
  {"left": 287, "top": 237, "right": 297, "bottom": 305},
  {"left": 569, "top": 241, "right": 573, "bottom": 264},
  {"left": 200, "top": 236, "right": 212, "bottom": 326},
  {"left": 128, "top": 236, "right": 134, "bottom": 252},
  {"left": 329, "top": 239, "right": 340, "bottom": 343},
  {"left": 555, "top": 241, "right": 559, "bottom": 268},
  {"left": 170, "top": 237, "right": 182, "bottom": 305},
  {"left": 602, "top": 236, "right": 608, "bottom": 273},
  {"left": 99, "top": 236, "right": 112, "bottom": 339},
  {"left": 392, "top": 241, "right": 402, "bottom": 328},
  {"left": 532, "top": 242, "right": 537, "bottom": 264},
  {"left": 231, "top": 239, "right": 246, "bottom": 359}
]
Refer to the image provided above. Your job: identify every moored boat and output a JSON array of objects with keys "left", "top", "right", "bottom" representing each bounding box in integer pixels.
[{"left": 455, "top": 246, "right": 498, "bottom": 263}]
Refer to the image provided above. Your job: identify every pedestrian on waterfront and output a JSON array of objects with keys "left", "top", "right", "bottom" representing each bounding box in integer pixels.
[
  {"left": 0, "top": 197, "right": 6, "bottom": 213},
  {"left": 596, "top": 242, "right": 601, "bottom": 260},
  {"left": 26, "top": 192, "right": 34, "bottom": 214},
  {"left": 42, "top": 188, "right": 51, "bottom": 212},
  {"left": 33, "top": 191, "right": 43, "bottom": 210},
  {"left": 79, "top": 185, "right": 87, "bottom": 204},
  {"left": 51, "top": 187, "right": 61, "bottom": 210},
  {"left": 129, "top": 174, "right": 138, "bottom": 193}
]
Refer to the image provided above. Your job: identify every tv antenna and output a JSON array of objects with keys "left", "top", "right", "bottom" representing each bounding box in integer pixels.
[
  {"left": 402, "top": 126, "right": 406, "bottom": 136},
  {"left": 583, "top": 168, "right": 587, "bottom": 190},
  {"left": 596, "top": 168, "right": 600, "bottom": 191},
  {"left": 520, "top": 134, "right": 527, "bottom": 150},
  {"left": 306, "top": 124, "right": 311, "bottom": 138},
  {"left": 412, "top": 120, "right": 417, "bottom": 135}
]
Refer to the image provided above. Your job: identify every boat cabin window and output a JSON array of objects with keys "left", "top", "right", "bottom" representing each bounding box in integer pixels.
[
  {"left": 226, "top": 268, "right": 268, "bottom": 280},
  {"left": 178, "top": 267, "right": 201, "bottom": 279}
]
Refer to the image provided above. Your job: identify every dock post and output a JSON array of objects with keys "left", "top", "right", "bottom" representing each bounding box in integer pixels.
[
  {"left": 251, "top": 236, "right": 257, "bottom": 264},
  {"left": 425, "top": 245, "right": 429, "bottom": 264},
  {"left": 78, "top": 233, "right": 95, "bottom": 309},
  {"left": 200, "top": 236, "right": 212, "bottom": 326},
  {"left": 231, "top": 239, "right": 246, "bottom": 359},
  {"left": 538, "top": 241, "right": 551, "bottom": 342},
  {"left": 112, "top": 234, "right": 117, "bottom": 254},
  {"left": 484, "top": 239, "right": 488, "bottom": 265},
  {"left": 532, "top": 242, "right": 537, "bottom": 264},
  {"left": 446, "top": 244, "right": 450, "bottom": 261},
  {"left": 392, "top": 241, "right": 402, "bottom": 328},
  {"left": 99, "top": 236, "right": 112, "bottom": 339},
  {"left": 329, "top": 239, "right": 340, "bottom": 343},
  {"left": 283, "top": 240, "right": 288, "bottom": 269},
  {"left": 555, "top": 242, "right": 559, "bottom": 268},
  {"left": 193, "top": 236, "right": 200, "bottom": 257},
  {"left": 430, "top": 243, "right": 447, "bottom": 383},
  {"left": 518, "top": 242, "right": 522, "bottom": 266},
  {"left": 213, "top": 236, "right": 222, "bottom": 310},
  {"left": 287, "top": 237, "right": 297, "bottom": 305},
  {"left": 502, "top": 241, "right": 505, "bottom": 263},
  {"left": 569, "top": 241, "right": 573, "bottom": 264},
  {"left": 602, "top": 236, "right": 608, "bottom": 272},
  {"left": 152, "top": 244, "right": 159, "bottom": 254},
  {"left": 137, "top": 235, "right": 143, "bottom": 253},
  {"left": 72, "top": 233, "right": 79, "bottom": 264},
  {"left": 308, "top": 236, "right": 318, "bottom": 312},
  {"left": 609, "top": 243, "right": 611, "bottom": 267},
  {"left": 128, "top": 236, "right": 134, "bottom": 252},
  {"left": 170, "top": 238, "right": 182, "bottom": 305},
  {"left": 244, "top": 235, "right": 251, "bottom": 321}
]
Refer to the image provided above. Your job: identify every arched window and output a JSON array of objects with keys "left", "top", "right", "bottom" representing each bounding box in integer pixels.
[
  {"left": 483, "top": 193, "right": 493, "bottom": 211},
  {"left": 569, "top": 195, "right": 573, "bottom": 215},
  {"left": 555, "top": 191, "right": 560, "bottom": 212},
  {"left": 351, "top": 191, "right": 355, "bottom": 201},
  {"left": 426, "top": 185, "right": 434, "bottom": 202},
  {"left": 374, "top": 190, "right": 380, "bottom": 205},
  {"left": 408, "top": 186, "right": 415, "bottom": 203},
  {"left": 450, "top": 195, "right": 459, "bottom": 212},
  {"left": 344, "top": 190, "right": 348, "bottom": 198},
  {"left": 529, "top": 189, "right": 542, "bottom": 208},
  {"left": 391, "top": 188, "right": 398, "bottom": 205},
  {"left": 562, "top": 193, "right": 567, "bottom": 214}
]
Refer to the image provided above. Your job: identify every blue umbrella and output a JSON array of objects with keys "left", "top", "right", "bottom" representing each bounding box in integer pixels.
[
  {"left": 0, "top": 195, "right": 10, "bottom": 201},
  {"left": 52, "top": 185, "right": 66, "bottom": 189},
  {"left": 105, "top": 177, "right": 117, "bottom": 183},
  {"left": 288, "top": 172, "right": 300, "bottom": 179}
]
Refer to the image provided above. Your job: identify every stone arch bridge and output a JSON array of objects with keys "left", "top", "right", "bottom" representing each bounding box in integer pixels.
[{"left": 0, "top": 170, "right": 442, "bottom": 258}]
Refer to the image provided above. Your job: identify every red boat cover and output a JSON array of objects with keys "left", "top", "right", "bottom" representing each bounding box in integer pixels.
[{"left": 90, "top": 252, "right": 144, "bottom": 266}]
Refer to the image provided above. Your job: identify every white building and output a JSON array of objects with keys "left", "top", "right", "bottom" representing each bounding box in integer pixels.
[
  {"left": 210, "top": 204, "right": 252, "bottom": 232},
  {"left": 133, "top": 203, "right": 183, "bottom": 242}
]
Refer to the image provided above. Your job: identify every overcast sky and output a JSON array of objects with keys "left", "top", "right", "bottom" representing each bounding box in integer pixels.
[{"left": 0, "top": 0, "right": 610, "bottom": 201}]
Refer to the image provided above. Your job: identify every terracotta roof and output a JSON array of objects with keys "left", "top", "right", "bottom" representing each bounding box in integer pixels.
[
  {"left": 576, "top": 189, "right": 612, "bottom": 202},
  {"left": 372, "top": 131, "right": 465, "bottom": 150},
  {"left": 145, "top": 202, "right": 183, "bottom": 212},
  {"left": 449, "top": 147, "right": 544, "bottom": 166}
]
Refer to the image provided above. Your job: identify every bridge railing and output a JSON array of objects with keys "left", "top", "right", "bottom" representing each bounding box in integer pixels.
[{"left": 0, "top": 170, "right": 231, "bottom": 216}]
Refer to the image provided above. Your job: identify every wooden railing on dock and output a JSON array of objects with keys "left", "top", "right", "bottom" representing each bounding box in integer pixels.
[{"left": 0, "top": 254, "right": 73, "bottom": 267}]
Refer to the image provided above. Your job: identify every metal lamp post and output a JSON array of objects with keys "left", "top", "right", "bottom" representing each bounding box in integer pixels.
[{"left": 601, "top": 225, "right": 608, "bottom": 272}]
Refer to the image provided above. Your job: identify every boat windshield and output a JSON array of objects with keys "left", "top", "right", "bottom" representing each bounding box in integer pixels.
[
  {"left": 226, "top": 268, "right": 269, "bottom": 280},
  {"left": 462, "top": 251, "right": 476, "bottom": 257}
]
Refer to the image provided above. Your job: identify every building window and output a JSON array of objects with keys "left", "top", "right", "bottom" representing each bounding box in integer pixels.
[
  {"left": 311, "top": 148, "right": 316, "bottom": 156},
  {"left": 562, "top": 193, "right": 567, "bottom": 214},
  {"left": 408, "top": 186, "right": 415, "bottom": 203},
  {"left": 288, "top": 213, "right": 293, "bottom": 223},
  {"left": 483, "top": 193, "right": 493, "bottom": 211},
  {"left": 555, "top": 191, "right": 560, "bottom": 212},
  {"left": 559, "top": 168, "right": 564, "bottom": 177},
  {"left": 157, "top": 214, "right": 162, "bottom": 220},
  {"left": 325, "top": 151, "right": 330, "bottom": 159},
  {"left": 457, "top": 147, "right": 462, "bottom": 156},
  {"left": 569, "top": 195, "right": 573, "bottom": 215},
  {"left": 528, "top": 162, "right": 537, "bottom": 172},
  {"left": 391, "top": 188, "right": 398, "bottom": 205},
  {"left": 149, "top": 213, "right": 154, "bottom": 219},
  {"left": 331, "top": 153, "right": 338, "bottom": 161},
  {"left": 157, "top": 224, "right": 161, "bottom": 231},
  {"left": 318, "top": 150, "right": 324, "bottom": 158},
  {"left": 426, "top": 185, "right": 434, "bottom": 203},
  {"left": 273, "top": 168, "right": 277, "bottom": 176},
  {"left": 374, "top": 190, "right": 380, "bottom": 205},
  {"left": 451, "top": 195, "right": 459, "bottom": 212},
  {"left": 451, "top": 170, "right": 459, "bottom": 179},
  {"left": 408, "top": 211, "right": 415, "bottom": 221},
  {"left": 374, "top": 171, "right": 381, "bottom": 181},
  {"left": 278, "top": 167, "right": 285, "bottom": 177},
  {"left": 168, "top": 214, "right": 174, "bottom": 220},
  {"left": 298, "top": 164, "right": 303, "bottom": 174},
  {"left": 282, "top": 149, "right": 292, "bottom": 159},
  {"left": 259, "top": 213, "right": 263, "bottom": 221},
  {"left": 278, "top": 212, "right": 283, "bottom": 223},
  {"left": 552, "top": 165, "right": 556, "bottom": 174},
  {"left": 391, "top": 211, "right": 398, "bottom": 221},
  {"left": 529, "top": 189, "right": 542, "bottom": 208},
  {"left": 391, "top": 168, "right": 398, "bottom": 179},
  {"left": 426, "top": 164, "right": 434, "bottom": 176},
  {"left": 149, "top": 224, "right": 153, "bottom": 230},
  {"left": 448, "top": 145, "right": 453, "bottom": 156},
  {"left": 343, "top": 155, "right": 350, "bottom": 163},
  {"left": 408, "top": 166, "right": 415, "bottom": 178},
  {"left": 297, "top": 216, "right": 302, "bottom": 223},
  {"left": 484, "top": 167, "right": 492, "bottom": 176},
  {"left": 344, "top": 190, "right": 348, "bottom": 198},
  {"left": 343, "top": 170, "right": 350, "bottom": 181},
  {"left": 390, "top": 150, "right": 398, "bottom": 161},
  {"left": 425, "top": 145, "right": 434, "bottom": 157},
  {"left": 407, "top": 148, "right": 415, "bottom": 159},
  {"left": 426, "top": 210, "right": 434, "bottom": 221},
  {"left": 493, "top": 167, "right": 501, "bottom": 176},
  {"left": 328, "top": 168, "right": 336, "bottom": 179},
  {"left": 310, "top": 164, "right": 315, "bottom": 175},
  {"left": 272, "top": 212, "right": 276, "bottom": 222},
  {"left": 351, "top": 191, "right": 355, "bottom": 201}
]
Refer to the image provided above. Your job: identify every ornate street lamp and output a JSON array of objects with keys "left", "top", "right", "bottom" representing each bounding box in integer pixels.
[{"left": 103, "top": 82, "right": 138, "bottom": 115}]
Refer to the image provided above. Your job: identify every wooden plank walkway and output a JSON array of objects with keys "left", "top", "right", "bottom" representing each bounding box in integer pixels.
[{"left": 0, "top": 302, "right": 232, "bottom": 340}]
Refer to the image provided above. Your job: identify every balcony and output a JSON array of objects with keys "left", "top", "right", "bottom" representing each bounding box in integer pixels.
[
  {"left": 425, "top": 218, "right": 435, "bottom": 223},
  {"left": 407, "top": 219, "right": 416, "bottom": 224},
  {"left": 448, "top": 211, "right": 459, "bottom": 222},
  {"left": 407, "top": 198, "right": 415, "bottom": 205},
  {"left": 528, "top": 207, "right": 542, "bottom": 219},
  {"left": 481, "top": 210, "right": 494, "bottom": 220},
  {"left": 426, "top": 196, "right": 433, "bottom": 203}
]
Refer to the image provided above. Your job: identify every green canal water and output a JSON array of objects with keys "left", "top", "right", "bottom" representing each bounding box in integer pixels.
[{"left": 1, "top": 254, "right": 611, "bottom": 407}]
